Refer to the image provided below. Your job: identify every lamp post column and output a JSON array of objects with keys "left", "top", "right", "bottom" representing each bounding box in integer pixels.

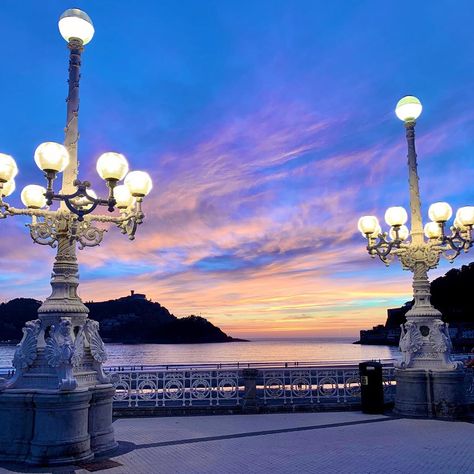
[
  {"left": 403, "top": 121, "right": 439, "bottom": 319},
  {"left": 406, "top": 122, "right": 423, "bottom": 243},
  {"left": 38, "top": 37, "right": 88, "bottom": 319},
  {"left": 63, "top": 38, "right": 82, "bottom": 195}
]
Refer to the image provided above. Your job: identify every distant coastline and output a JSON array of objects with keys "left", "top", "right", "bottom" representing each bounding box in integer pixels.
[{"left": 0, "top": 291, "right": 248, "bottom": 345}]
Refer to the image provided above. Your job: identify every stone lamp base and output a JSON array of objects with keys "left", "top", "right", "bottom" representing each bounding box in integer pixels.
[
  {"left": 394, "top": 368, "right": 469, "bottom": 420},
  {"left": 0, "top": 384, "right": 116, "bottom": 465}
]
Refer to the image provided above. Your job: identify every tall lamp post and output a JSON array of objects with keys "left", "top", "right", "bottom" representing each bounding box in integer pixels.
[
  {"left": 0, "top": 9, "right": 152, "bottom": 464},
  {"left": 358, "top": 96, "right": 473, "bottom": 418}
]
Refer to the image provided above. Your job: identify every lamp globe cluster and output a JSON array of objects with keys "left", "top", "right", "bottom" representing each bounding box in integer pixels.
[
  {"left": 0, "top": 141, "right": 152, "bottom": 213},
  {"left": 425, "top": 202, "right": 474, "bottom": 239},
  {"left": 358, "top": 205, "right": 410, "bottom": 242},
  {"left": 358, "top": 201, "right": 474, "bottom": 244}
]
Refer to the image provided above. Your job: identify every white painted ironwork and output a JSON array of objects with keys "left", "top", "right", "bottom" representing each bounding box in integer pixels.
[
  {"left": 110, "top": 369, "right": 241, "bottom": 408},
  {"left": 109, "top": 364, "right": 396, "bottom": 408},
  {"left": 258, "top": 367, "right": 395, "bottom": 405}
]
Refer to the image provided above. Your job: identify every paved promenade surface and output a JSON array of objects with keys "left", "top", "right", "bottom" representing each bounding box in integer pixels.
[{"left": 1, "top": 412, "right": 473, "bottom": 474}]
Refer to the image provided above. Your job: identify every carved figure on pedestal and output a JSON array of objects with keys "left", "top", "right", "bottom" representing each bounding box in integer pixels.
[
  {"left": 430, "top": 321, "right": 463, "bottom": 370},
  {"left": 84, "top": 319, "right": 110, "bottom": 383},
  {"left": 45, "top": 318, "right": 84, "bottom": 390},
  {"left": 0, "top": 319, "right": 41, "bottom": 390},
  {"left": 397, "top": 321, "right": 423, "bottom": 368}
]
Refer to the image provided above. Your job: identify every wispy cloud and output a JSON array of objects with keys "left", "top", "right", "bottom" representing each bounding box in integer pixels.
[{"left": 0, "top": 2, "right": 473, "bottom": 338}]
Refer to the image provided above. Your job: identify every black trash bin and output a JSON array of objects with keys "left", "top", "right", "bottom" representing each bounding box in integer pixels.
[{"left": 359, "top": 361, "right": 384, "bottom": 414}]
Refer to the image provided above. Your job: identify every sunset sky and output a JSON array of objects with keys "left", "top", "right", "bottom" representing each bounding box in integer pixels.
[{"left": 0, "top": 1, "right": 473, "bottom": 338}]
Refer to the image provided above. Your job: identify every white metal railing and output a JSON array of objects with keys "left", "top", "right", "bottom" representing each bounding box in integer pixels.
[
  {"left": 257, "top": 367, "right": 396, "bottom": 406},
  {"left": 2, "top": 361, "right": 472, "bottom": 409},
  {"left": 109, "top": 363, "right": 396, "bottom": 408},
  {"left": 111, "top": 369, "right": 241, "bottom": 408}
]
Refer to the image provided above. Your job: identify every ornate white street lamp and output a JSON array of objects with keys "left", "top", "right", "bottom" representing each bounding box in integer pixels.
[
  {"left": 358, "top": 96, "right": 473, "bottom": 417},
  {"left": 0, "top": 9, "right": 152, "bottom": 464}
]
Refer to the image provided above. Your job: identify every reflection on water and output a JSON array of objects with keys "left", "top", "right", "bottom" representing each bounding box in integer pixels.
[{"left": 0, "top": 338, "right": 399, "bottom": 368}]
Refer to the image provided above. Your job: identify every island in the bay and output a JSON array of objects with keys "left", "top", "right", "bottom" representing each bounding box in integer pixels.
[
  {"left": 357, "top": 262, "right": 474, "bottom": 351},
  {"left": 0, "top": 291, "right": 247, "bottom": 344}
]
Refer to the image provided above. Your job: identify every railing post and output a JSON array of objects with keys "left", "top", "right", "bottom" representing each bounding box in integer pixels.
[{"left": 242, "top": 368, "right": 259, "bottom": 413}]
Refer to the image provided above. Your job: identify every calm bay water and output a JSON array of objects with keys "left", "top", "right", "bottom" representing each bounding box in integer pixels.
[{"left": 0, "top": 338, "right": 399, "bottom": 368}]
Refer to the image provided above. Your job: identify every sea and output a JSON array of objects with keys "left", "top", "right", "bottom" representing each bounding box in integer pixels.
[{"left": 0, "top": 337, "right": 399, "bottom": 368}]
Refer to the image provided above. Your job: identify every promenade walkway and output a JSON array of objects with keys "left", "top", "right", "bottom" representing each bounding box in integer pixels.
[{"left": 0, "top": 411, "right": 473, "bottom": 473}]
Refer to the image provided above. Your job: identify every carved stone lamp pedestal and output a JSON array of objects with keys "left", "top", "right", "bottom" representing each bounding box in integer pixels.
[
  {"left": 395, "top": 369, "right": 467, "bottom": 419},
  {"left": 357, "top": 96, "right": 473, "bottom": 419},
  {"left": 0, "top": 8, "right": 152, "bottom": 465},
  {"left": 393, "top": 263, "right": 467, "bottom": 419},
  {"left": 0, "top": 237, "right": 116, "bottom": 464}
]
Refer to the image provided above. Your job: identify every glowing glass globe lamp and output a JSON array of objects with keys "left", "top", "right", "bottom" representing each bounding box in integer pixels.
[
  {"left": 58, "top": 9, "right": 95, "bottom": 45},
  {"left": 125, "top": 171, "right": 153, "bottom": 197},
  {"left": 395, "top": 96, "right": 422, "bottom": 122}
]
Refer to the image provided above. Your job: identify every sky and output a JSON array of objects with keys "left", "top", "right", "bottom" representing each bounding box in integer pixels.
[{"left": 0, "top": 1, "right": 473, "bottom": 339}]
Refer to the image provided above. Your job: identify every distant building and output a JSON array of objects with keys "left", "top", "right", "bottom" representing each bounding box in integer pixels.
[{"left": 129, "top": 290, "right": 146, "bottom": 300}]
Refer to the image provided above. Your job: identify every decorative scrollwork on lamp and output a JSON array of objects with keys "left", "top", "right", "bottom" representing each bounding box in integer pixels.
[
  {"left": 70, "top": 220, "right": 108, "bottom": 249},
  {"left": 28, "top": 215, "right": 60, "bottom": 247}
]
